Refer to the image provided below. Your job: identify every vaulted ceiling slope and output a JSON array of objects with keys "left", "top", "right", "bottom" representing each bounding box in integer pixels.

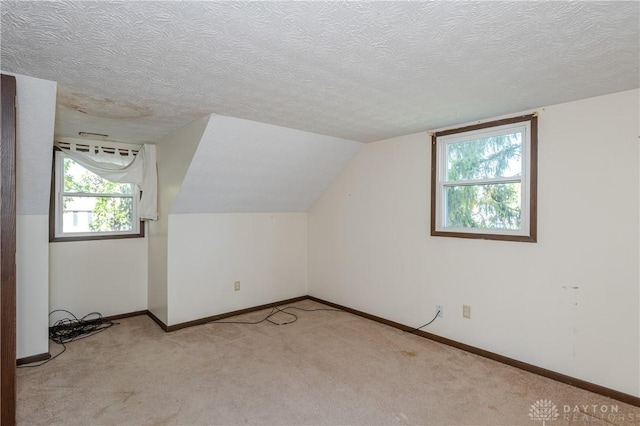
[
  {"left": 172, "top": 115, "right": 362, "bottom": 213},
  {"left": 1, "top": 1, "right": 638, "bottom": 144}
]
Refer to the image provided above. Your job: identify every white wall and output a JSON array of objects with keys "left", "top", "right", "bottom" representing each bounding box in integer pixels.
[
  {"left": 173, "top": 114, "right": 362, "bottom": 213},
  {"left": 167, "top": 213, "right": 308, "bottom": 325},
  {"left": 160, "top": 114, "right": 347, "bottom": 326},
  {"left": 148, "top": 115, "right": 210, "bottom": 324},
  {"left": 49, "top": 238, "right": 148, "bottom": 317},
  {"left": 308, "top": 89, "right": 640, "bottom": 396},
  {"left": 16, "top": 217, "right": 49, "bottom": 358},
  {"left": 48, "top": 138, "right": 149, "bottom": 320},
  {"left": 3, "top": 72, "right": 57, "bottom": 358}
]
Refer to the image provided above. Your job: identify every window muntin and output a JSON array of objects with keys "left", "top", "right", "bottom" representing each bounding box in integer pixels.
[
  {"left": 52, "top": 151, "right": 143, "bottom": 241},
  {"left": 432, "top": 115, "right": 537, "bottom": 242}
]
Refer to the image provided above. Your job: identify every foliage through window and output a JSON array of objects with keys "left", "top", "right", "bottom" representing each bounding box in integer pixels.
[
  {"left": 431, "top": 114, "right": 537, "bottom": 242},
  {"left": 52, "top": 150, "right": 143, "bottom": 241}
]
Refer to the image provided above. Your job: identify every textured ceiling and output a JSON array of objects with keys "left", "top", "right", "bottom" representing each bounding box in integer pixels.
[{"left": 1, "top": 1, "right": 639, "bottom": 144}]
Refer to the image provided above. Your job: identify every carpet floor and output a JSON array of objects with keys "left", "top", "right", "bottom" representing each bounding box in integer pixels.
[{"left": 17, "top": 300, "right": 639, "bottom": 425}]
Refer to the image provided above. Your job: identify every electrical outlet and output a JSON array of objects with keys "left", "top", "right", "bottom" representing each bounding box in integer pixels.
[
  {"left": 463, "top": 304, "right": 471, "bottom": 319},
  {"left": 234, "top": 281, "right": 240, "bottom": 291},
  {"left": 436, "top": 305, "right": 443, "bottom": 318}
]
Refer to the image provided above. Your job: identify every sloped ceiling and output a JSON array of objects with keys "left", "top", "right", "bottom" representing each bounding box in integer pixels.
[
  {"left": 172, "top": 115, "right": 362, "bottom": 213},
  {"left": 2, "top": 1, "right": 638, "bottom": 144}
]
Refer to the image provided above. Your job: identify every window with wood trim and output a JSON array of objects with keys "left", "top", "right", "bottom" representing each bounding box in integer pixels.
[
  {"left": 431, "top": 114, "right": 537, "bottom": 242},
  {"left": 50, "top": 143, "right": 144, "bottom": 242}
]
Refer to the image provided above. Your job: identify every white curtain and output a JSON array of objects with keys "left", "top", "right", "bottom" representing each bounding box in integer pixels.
[{"left": 57, "top": 142, "right": 158, "bottom": 220}]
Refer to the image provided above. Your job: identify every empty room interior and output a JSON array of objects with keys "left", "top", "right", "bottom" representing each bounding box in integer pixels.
[{"left": 1, "top": 1, "right": 639, "bottom": 425}]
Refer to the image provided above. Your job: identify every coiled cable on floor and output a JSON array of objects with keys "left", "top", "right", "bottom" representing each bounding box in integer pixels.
[
  {"left": 18, "top": 310, "right": 115, "bottom": 368},
  {"left": 48, "top": 310, "right": 114, "bottom": 344}
]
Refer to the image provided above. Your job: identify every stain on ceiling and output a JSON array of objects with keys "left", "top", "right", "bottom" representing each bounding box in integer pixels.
[
  {"left": 1, "top": 1, "right": 638, "bottom": 143},
  {"left": 58, "top": 88, "right": 153, "bottom": 119}
]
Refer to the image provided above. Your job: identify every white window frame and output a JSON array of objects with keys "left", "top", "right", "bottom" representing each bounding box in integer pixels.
[
  {"left": 431, "top": 114, "right": 537, "bottom": 242},
  {"left": 52, "top": 150, "right": 142, "bottom": 241}
]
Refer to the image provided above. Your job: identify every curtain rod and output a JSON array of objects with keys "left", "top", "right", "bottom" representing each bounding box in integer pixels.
[{"left": 54, "top": 140, "right": 140, "bottom": 156}]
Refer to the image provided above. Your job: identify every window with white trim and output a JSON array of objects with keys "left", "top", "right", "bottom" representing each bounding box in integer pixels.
[
  {"left": 431, "top": 114, "right": 537, "bottom": 242},
  {"left": 51, "top": 146, "right": 144, "bottom": 241}
]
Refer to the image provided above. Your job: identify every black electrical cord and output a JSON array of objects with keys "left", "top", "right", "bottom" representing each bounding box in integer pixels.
[
  {"left": 18, "top": 309, "right": 115, "bottom": 368},
  {"left": 17, "top": 342, "right": 67, "bottom": 369},
  {"left": 208, "top": 306, "right": 295, "bottom": 326},
  {"left": 406, "top": 308, "right": 441, "bottom": 334},
  {"left": 212, "top": 303, "right": 438, "bottom": 336},
  {"left": 275, "top": 306, "right": 342, "bottom": 313},
  {"left": 18, "top": 305, "right": 435, "bottom": 367},
  {"left": 47, "top": 310, "right": 115, "bottom": 344},
  {"left": 209, "top": 304, "right": 343, "bottom": 326}
]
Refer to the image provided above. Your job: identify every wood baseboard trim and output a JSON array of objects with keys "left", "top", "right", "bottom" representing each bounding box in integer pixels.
[
  {"left": 164, "top": 296, "right": 308, "bottom": 332},
  {"left": 103, "top": 310, "right": 149, "bottom": 322},
  {"left": 146, "top": 310, "right": 168, "bottom": 331},
  {"left": 17, "top": 311, "right": 150, "bottom": 366},
  {"left": 16, "top": 352, "right": 50, "bottom": 366},
  {"left": 139, "top": 295, "right": 638, "bottom": 406},
  {"left": 307, "top": 296, "right": 640, "bottom": 407}
]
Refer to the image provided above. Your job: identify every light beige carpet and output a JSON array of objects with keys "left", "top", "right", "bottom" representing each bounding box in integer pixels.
[{"left": 17, "top": 300, "right": 639, "bottom": 425}]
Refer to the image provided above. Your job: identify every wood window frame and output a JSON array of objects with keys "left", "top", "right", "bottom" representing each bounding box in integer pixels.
[
  {"left": 49, "top": 147, "right": 145, "bottom": 243},
  {"left": 430, "top": 114, "right": 538, "bottom": 242}
]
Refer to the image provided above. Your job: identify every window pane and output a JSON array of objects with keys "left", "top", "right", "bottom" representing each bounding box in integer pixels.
[
  {"left": 62, "top": 196, "right": 133, "bottom": 233},
  {"left": 444, "top": 183, "right": 521, "bottom": 230},
  {"left": 63, "top": 157, "right": 133, "bottom": 194},
  {"left": 446, "top": 133, "right": 521, "bottom": 181}
]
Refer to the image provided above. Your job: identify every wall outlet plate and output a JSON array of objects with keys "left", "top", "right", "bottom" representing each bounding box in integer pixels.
[
  {"left": 463, "top": 304, "right": 471, "bottom": 319},
  {"left": 234, "top": 281, "right": 240, "bottom": 291},
  {"left": 436, "top": 305, "right": 443, "bottom": 317}
]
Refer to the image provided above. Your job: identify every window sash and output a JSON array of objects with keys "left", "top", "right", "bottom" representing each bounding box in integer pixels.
[
  {"left": 54, "top": 140, "right": 158, "bottom": 221},
  {"left": 54, "top": 152, "right": 140, "bottom": 238},
  {"left": 442, "top": 176, "right": 522, "bottom": 186},
  {"left": 433, "top": 117, "right": 534, "bottom": 239},
  {"left": 62, "top": 191, "right": 135, "bottom": 198},
  {"left": 441, "top": 182, "right": 523, "bottom": 233}
]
